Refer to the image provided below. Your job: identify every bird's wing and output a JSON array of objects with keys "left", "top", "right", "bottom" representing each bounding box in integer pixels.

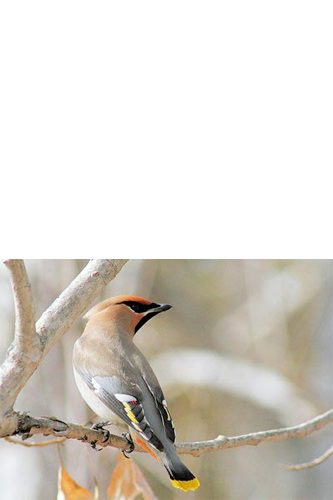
[
  {"left": 141, "top": 376, "right": 176, "bottom": 443},
  {"left": 130, "top": 350, "right": 176, "bottom": 443},
  {"left": 77, "top": 369, "right": 165, "bottom": 452}
]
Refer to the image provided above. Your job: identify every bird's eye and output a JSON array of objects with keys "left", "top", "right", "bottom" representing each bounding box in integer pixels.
[
  {"left": 121, "top": 301, "right": 147, "bottom": 313},
  {"left": 130, "top": 303, "right": 142, "bottom": 313}
]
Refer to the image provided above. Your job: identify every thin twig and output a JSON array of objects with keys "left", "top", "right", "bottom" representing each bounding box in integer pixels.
[
  {"left": 283, "top": 444, "right": 333, "bottom": 471},
  {"left": 176, "top": 408, "right": 333, "bottom": 457}
]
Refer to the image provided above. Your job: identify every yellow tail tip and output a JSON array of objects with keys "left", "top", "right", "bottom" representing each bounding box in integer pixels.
[{"left": 171, "top": 477, "right": 200, "bottom": 491}]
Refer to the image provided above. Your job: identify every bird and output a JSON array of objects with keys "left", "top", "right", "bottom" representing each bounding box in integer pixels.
[{"left": 73, "top": 295, "right": 200, "bottom": 492}]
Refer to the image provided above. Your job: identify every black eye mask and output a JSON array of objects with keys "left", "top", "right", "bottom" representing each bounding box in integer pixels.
[{"left": 119, "top": 301, "right": 159, "bottom": 314}]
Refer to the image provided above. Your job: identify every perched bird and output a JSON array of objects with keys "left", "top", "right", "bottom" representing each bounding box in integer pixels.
[{"left": 73, "top": 295, "right": 200, "bottom": 492}]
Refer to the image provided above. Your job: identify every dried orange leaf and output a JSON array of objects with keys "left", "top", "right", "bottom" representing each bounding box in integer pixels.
[
  {"left": 107, "top": 454, "right": 157, "bottom": 500},
  {"left": 57, "top": 466, "right": 94, "bottom": 500}
]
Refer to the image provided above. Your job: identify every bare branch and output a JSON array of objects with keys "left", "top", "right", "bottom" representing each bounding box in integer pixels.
[
  {"left": 1, "top": 407, "right": 333, "bottom": 459},
  {"left": 176, "top": 408, "right": 333, "bottom": 457},
  {"left": 35, "top": 259, "right": 128, "bottom": 353},
  {"left": 3, "top": 260, "right": 37, "bottom": 350},
  {"left": 12, "top": 414, "right": 130, "bottom": 451},
  {"left": 0, "top": 261, "right": 40, "bottom": 422},
  {"left": 283, "top": 444, "right": 333, "bottom": 471},
  {"left": 0, "top": 259, "right": 128, "bottom": 427}
]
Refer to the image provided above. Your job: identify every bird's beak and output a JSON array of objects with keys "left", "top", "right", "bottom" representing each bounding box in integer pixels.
[{"left": 150, "top": 303, "right": 172, "bottom": 314}]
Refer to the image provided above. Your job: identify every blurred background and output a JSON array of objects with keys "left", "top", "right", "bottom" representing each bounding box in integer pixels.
[{"left": 0, "top": 260, "right": 333, "bottom": 500}]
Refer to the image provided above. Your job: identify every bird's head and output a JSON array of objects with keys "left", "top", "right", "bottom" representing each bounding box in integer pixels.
[{"left": 84, "top": 295, "right": 172, "bottom": 335}]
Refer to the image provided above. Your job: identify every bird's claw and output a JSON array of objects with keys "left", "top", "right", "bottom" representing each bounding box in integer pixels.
[
  {"left": 91, "top": 421, "right": 112, "bottom": 431},
  {"left": 90, "top": 422, "right": 111, "bottom": 449},
  {"left": 122, "top": 432, "right": 134, "bottom": 458},
  {"left": 90, "top": 440, "right": 102, "bottom": 451}
]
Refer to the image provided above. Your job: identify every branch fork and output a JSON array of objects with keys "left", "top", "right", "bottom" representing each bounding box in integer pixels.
[{"left": 0, "top": 259, "right": 128, "bottom": 432}]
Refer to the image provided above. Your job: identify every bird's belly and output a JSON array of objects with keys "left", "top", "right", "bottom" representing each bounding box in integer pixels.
[{"left": 73, "top": 368, "right": 117, "bottom": 421}]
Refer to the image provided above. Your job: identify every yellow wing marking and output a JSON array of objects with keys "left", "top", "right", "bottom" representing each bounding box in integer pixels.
[{"left": 123, "top": 402, "right": 139, "bottom": 424}]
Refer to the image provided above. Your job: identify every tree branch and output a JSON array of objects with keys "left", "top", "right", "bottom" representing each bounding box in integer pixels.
[
  {"left": 176, "top": 408, "right": 333, "bottom": 456},
  {"left": 12, "top": 414, "right": 130, "bottom": 451},
  {"left": 283, "top": 443, "right": 333, "bottom": 471},
  {"left": 1, "top": 408, "right": 332, "bottom": 458},
  {"left": 0, "top": 261, "right": 40, "bottom": 425},
  {"left": 3, "top": 260, "right": 37, "bottom": 350},
  {"left": 0, "top": 259, "right": 128, "bottom": 434},
  {"left": 36, "top": 259, "right": 128, "bottom": 354}
]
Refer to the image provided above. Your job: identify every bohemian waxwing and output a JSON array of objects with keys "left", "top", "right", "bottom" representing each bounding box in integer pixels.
[{"left": 73, "top": 295, "right": 200, "bottom": 492}]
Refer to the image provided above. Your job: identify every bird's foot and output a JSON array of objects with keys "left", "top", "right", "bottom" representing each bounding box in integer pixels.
[
  {"left": 91, "top": 420, "right": 112, "bottom": 431},
  {"left": 90, "top": 440, "right": 103, "bottom": 451},
  {"left": 122, "top": 432, "right": 134, "bottom": 458},
  {"left": 90, "top": 421, "right": 111, "bottom": 448}
]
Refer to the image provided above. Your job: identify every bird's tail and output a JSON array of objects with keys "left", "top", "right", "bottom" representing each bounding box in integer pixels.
[{"left": 161, "top": 451, "right": 200, "bottom": 492}]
